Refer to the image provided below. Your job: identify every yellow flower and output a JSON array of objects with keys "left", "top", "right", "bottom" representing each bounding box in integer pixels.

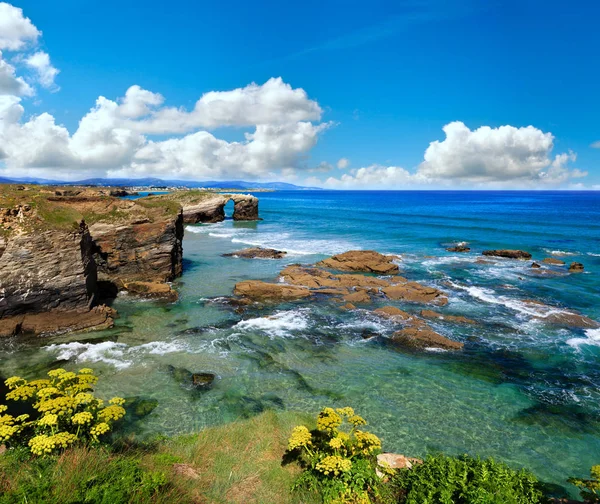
[
  {"left": 354, "top": 430, "right": 381, "bottom": 454},
  {"left": 348, "top": 414, "right": 367, "bottom": 427},
  {"left": 329, "top": 436, "right": 345, "bottom": 449},
  {"left": 316, "top": 455, "right": 352, "bottom": 476},
  {"left": 0, "top": 424, "right": 19, "bottom": 441},
  {"left": 336, "top": 407, "right": 355, "bottom": 417},
  {"left": 38, "top": 414, "right": 58, "bottom": 427},
  {"left": 78, "top": 368, "right": 94, "bottom": 375},
  {"left": 0, "top": 405, "right": 7, "bottom": 413},
  {"left": 71, "top": 412, "right": 93, "bottom": 425},
  {"left": 90, "top": 422, "right": 110, "bottom": 437},
  {"left": 37, "top": 387, "right": 60, "bottom": 398},
  {"left": 109, "top": 397, "right": 126, "bottom": 406},
  {"left": 316, "top": 407, "right": 342, "bottom": 433},
  {"left": 4, "top": 376, "right": 24, "bottom": 389},
  {"left": 98, "top": 405, "right": 126, "bottom": 422},
  {"left": 288, "top": 425, "right": 312, "bottom": 450},
  {"left": 47, "top": 369, "right": 66, "bottom": 378},
  {"left": 6, "top": 385, "right": 36, "bottom": 401}
]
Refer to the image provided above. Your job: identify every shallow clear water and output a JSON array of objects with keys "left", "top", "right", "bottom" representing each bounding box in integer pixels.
[{"left": 1, "top": 190, "right": 599, "bottom": 496}]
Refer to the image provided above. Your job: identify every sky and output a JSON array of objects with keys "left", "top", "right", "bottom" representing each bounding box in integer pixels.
[{"left": 0, "top": 0, "right": 599, "bottom": 189}]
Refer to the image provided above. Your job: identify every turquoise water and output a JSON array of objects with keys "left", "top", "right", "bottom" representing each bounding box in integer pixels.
[{"left": 1, "top": 190, "right": 599, "bottom": 496}]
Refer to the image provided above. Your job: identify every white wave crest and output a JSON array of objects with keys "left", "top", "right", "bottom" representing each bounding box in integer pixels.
[
  {"left": 567, "top": 328, "right": 600, "bottom": 349},
  {"left": 544, "top": 249, "right": 579, "bottom": 256},
  {"left": 587, "top": 252, "right": 600, "bottom": 257},
  {"left": 234, "top": 309, "right": 310, "bottom": 338},
  {"left": 45, "top": 341, "right": 132, "bottom": 369}
]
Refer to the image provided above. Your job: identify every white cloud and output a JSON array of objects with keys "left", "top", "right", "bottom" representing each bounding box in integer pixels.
[
  {"left": 337, "top": 157, "right": 349, "bottom": 169},
  {"left": 0, "top": 2, "right": 40, "bottom": 51},
  {"left": 0, "top": 79, "right": 331, "bottom": 180},
  {"left": 127, "top": 77, "right": 322, "bottom": 134},
  {"left": 591, "top": 141, "right": 600, "bottom": 149},
  {"left": 418, "top": 121, "right": 580, "bottom": 185},
  {"left": 24, "top": 51, "right": 59, "bottom": 90},
  {"left": 324, "top": 165, "right": 425, "bottom": 189},
  {"left": 0, "top": 51, "right": 33, "bottom": 96},
  {"left": 309, "top": 161, "right": 334, "bottom": 173}
]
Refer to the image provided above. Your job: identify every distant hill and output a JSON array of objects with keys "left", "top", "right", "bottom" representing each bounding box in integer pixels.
[{"left": 0, "top": 176, "right": 323, "bottom": 191}]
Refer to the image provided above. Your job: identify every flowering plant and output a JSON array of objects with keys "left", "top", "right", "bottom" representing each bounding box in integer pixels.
[
  {"left": 0, "top": 368, "right": 125, "bottom": 456},
  {"left": 285, "top": 406, "right": 383, "bottom": 503}
]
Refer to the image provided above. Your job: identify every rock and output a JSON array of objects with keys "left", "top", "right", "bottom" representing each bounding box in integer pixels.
[
  {"left": 109, "top": 189, "right": 136, "bottom": 197},
  {"left": 231, "top": 194, "right": 260, "bottom": 221},
  {"left": 317, "top": 250, "right": 399, "bottom": 275},
  {"left": 341, "top": 303, "right": 356, "bottom": 310},
  {"left": 542, "top": 257, "right": 566, "bottom": 266},
  {"left": 0, "top": 306, "right": 115, "bottom": 338},
  {"left": 382, "top": 281, "right": 448, "bottom": 305},
  {"left": 377, "top": 453, "right": 422, "bottom": 472},
  {"left": 192, "top": 372, "right": 216, "bottom": 390},
  {"left": 531, "top": 262, "right": 541, "bottom": 268},
  {"left": 124, "top": 281, "right": 178, "bottom": 301},
  {"left": 569, "top": 262, "right": 584, "bottom": 272},
  {"left": 280, "top": 265, "right": 340, "bottom": 288},
  {"left": 233, "top": 280, "right": 311, "bottom": 301},
  {"left": 420, "top": 310, "right": 476, "bottom": 324},
  {"left": 446, "top": 246, "right": 470, "bottom": 252},
  {"left": 543, "top": 312, "right": 599, "bottom": 329},
  {"left": 223, "top": 247, "right": 286, "bottom": 259},
  {"left": 361, "top": 330, "right": 378, "bottom": 339},
  {"left": 124, "top": 397, "right": 159, "bottom": 419},
  {"left": 390, "top": 325, "right": 463, "bottom": 350},
  {"left": 173, "top": 463, "right": 200, "bottom": 480},
  {"left": 343, "top": 290, "right": 372, "bottom": 304},
  {"left": 373, "top": 306, "right": 412, "bottom": 321},
  {"left": 482, "top": 250, "right": 532, "bottom": 260}
]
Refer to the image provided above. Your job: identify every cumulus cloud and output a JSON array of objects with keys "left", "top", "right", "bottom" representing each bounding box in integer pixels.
[
  {"left": 0, "top": 79, "right": 331, "bottom": 180},
  {"left": 418, "top": 121, "right": 581, "bottom": 185},
  {"left": 321, "top": 122, "right": 584, "bottom": 189},
  {"left": 0, "top": 3, "right": 40, "bottom": 51},
  {"left": 24, "top": 51, "right": 59, "bottom": 90},
  {"left": 591, "top": 141, "right": 600, "bottom": 149},
  {"left": 0, "top": 51, "right": 33, "bottom": 96},
  {"left": 337, "top": 157, "right": 349, "bottom": 169}
]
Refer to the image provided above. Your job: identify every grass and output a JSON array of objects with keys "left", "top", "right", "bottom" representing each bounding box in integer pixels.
[{"left": 0, "top": 410, "right": 319, "bottom": 504}]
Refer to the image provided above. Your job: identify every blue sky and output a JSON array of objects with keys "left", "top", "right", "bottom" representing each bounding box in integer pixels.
[{"left": 1, "top": 0, "right": 599, "bottom": 188}]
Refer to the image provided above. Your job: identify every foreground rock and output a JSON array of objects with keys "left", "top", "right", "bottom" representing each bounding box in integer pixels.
[
  {"left": 482, "top": 249, "right": 532, "bottom": 260},
  {"left": 391, "top": 325, "right": 464, "bottom": 350},
  {"left": 373, "top": 306, "right": 411, "bottom": 321},
  {"left": 317, "top": 250, "right": 399, "bottom": 274},
  {"left": 569, "top": 262, "right": 584, "bottom": 272},
  {"left": 233, "top": 281, "right": 310, "bottom": 302},
  {"left": 0, "top": 306, "right": 115, "bottom": 338},
  {"left": 223, "top": 247, "right": 286, "bottom": 259},
  {"left": 382, "top": 282, "right": 448, "bottom": 305},
  {"left": 123, "top": 281, "right": 178, "bottom": 301}
]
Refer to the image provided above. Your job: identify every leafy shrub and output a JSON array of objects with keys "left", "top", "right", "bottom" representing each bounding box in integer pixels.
[
  {"left": 568, "top": 465, "right": 600, "bottom": 502},
  {"left": 285, "top": 406, "right": 383, "bottom": 503},
  {"left": 0, "top": 368, "right": 125, "bottom": 455},
  {"left": 392, "top": 453, "right": 542, "bottom": 504}
]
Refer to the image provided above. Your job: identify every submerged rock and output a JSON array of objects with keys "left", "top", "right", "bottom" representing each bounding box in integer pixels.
[
  {"left": 317, "top": 250, "right": 400, "bottom": 274},
  {"left": 382, "top": 281, "right": 448, "bottom": 305},
  {"left": 123, "top": 281, "right": 178, "bottom": 301},
  {"left": 223, "top": 247, "right": 286, "bottom": 259},
  {"left": 343, "top": 290, "right": 372, "bottom": 304},
  {"left": 542, "top": 257, "right": 566, "bottom": 266},
  {"left": 568, "top": 262, "right": 584, "bottom": 272},
  {"left": 419, "top": 310, "right": 476, "bottom": 325},
  {"left": 373, "top": 306, "right": 412, "bottom": 321},
  {"left": 482, "top": 249, "right": 532, "bottom": 260},
  {"left": 446, "top": 245, "right": 470, "bottom": 253},
  {"left": 531, "top": 262, "right": 541, "bottom": 269},
  {"left": 390, "top": 324, "right": 464, "bottom": 350},
  {"left": 167, "top": 365, "right": 216, "bottom": 391}
]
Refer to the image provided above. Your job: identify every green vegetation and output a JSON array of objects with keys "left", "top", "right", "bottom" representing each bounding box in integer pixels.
[
  {"left": 1, "top": 368, "right": 126, "bottom": 455},
  {"left": 568, "top": 465, "right": 600, "bottom": 502},
  {"left": 391, "top": 453, "right": 542, "bottom": 504},
  {"left": 285, "top": 406, "right": 385, "bottom": 504}
]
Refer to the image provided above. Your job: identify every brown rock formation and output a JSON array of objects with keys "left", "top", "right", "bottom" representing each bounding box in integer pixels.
[
  {"left": 531, "top": 262, "right": 541, "bottom": 269},
  {"left": 317, "top": 250, "right": 400, "bottom": 274},
  {"left": 223, "top": 247, "right": 286, "bottom": 259},
  {"left": 373, "top": 306, "right": 412, "bottom": 321},
  {"left": 569, "top": 262, "right": 584, "bottom": 272},
  {"left": 542, "top": 257, "right": 566, "bottom": 266},
  {"left": 482, "top": 250, "right": 532, "bottom": 260},
  {"left": 233, "top": 280, "right": 311, "bottom": 301},
  {"left": 390, "top": 325, "right": 464, "bottom": 350},
  {"left": 231, "top": 194, "right": 259, "bottom": 221},
  {"left": 446, "top": 245, "right": 470, "bottom": 252},
  {"left": 382, "top": 281, "right": 448, "bottom": 305},
  {"left": 171, "top": 192, "right": 259, "bottom": 223},
  {"left": 419, "top": 309, "right": 476, "bottom": 324}
]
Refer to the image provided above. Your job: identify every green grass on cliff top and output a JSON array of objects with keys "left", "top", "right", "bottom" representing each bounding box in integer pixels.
[{"left": 0, "top": 410, "right": 317, "bottom": 504}]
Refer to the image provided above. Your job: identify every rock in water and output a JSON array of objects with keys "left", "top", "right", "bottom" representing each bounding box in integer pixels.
[
  {"left": 542, "top": 257, "right": 566, "bottom": 265},
  {"left": 223, "top": 247, "right": 286, "bottom": 259},
  {"left": 531, "top": 262, "right": 541, "bottom": 268},
  {"left": 317, "top": 250, "right": 399, "bottom": 274},
  {"left": 446, "top": 245, "right": 470, "bottom": 252},
  {"left": 233, "top": 280, "right": 311, "bottom": 301},
  {"left": 569, "top": 262, "right": 584, "bottom": 272},
  {"left": 482, "top": 250, "right": 532, "bottom": 260},
  {"left": 419, "top": 310, "right": 476, "bottom": 324},
  {"left": 390, "top": 325, "right": 464, "bottom": 350}
]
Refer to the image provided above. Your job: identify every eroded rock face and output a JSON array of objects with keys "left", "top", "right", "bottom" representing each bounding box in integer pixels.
[
  {"left": 180, "top": 193, "right": 259, "bottom": 223},
  {"left": 447, "top": 245, "right": 470, "bottom": 253},
  {"left": 382, "top": 282, "right": 448, "bottom": 305},
  {"left": 90, "top": 211, "right": 184, "bottom": 288},
  {"left": 373, "top": 306, "right": 412, "bottom": 321},
  {"left": 223, "top": 247, "right": 286, "bottom": 259},
  {"left": 0, "top": 222, "right": 98, "bottom": 317},
  {"left": 317, "top": 250, "right": 400, "bottom": 275},
  {"left": 482, "top": 250, "right": 532, "bottom": 260},
  {"left": 231, "top": 194, "right": 259, "bottom": 221}
]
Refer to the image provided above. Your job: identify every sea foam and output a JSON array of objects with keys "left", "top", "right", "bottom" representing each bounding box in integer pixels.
[{"left": 234, "top": 309, "right": 310, "bottom": 338}]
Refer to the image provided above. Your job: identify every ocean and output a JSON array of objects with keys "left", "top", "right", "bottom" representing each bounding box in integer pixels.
[{"left": 1, "top": 190, "right": 599, "bottom": 494}]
